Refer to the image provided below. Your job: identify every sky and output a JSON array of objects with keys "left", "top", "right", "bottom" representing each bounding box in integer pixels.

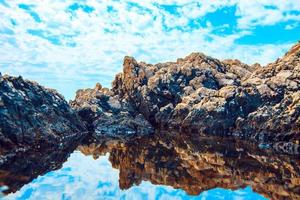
[
  {"left": 4, "top": 151, "right": 267, "bottom": 200},
  {"left": 0, "top": 0, "right": 299, "bottom": 100}
]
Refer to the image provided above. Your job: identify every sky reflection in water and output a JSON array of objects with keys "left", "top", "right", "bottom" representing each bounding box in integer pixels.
[{"left": 4, "top": 151, "right": 267, "bottom": 200}]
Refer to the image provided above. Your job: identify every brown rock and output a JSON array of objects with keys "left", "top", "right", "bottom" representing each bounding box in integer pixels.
[{"left": 72, "top": 41, "right": 300, "bottom": 155}]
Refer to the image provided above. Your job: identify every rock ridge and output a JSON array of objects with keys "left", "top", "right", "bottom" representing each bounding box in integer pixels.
[{"left": 72, "top": 42, "right": 300, "bottom": 155}]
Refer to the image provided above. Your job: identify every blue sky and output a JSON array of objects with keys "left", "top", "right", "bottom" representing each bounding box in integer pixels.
[{"left": 0, "top": 0, "right": 299, "bottom": 100}]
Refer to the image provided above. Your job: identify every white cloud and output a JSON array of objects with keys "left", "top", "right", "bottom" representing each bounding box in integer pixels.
[
  {"left": 235, "top": 0, "right": 300, "bottom": 29},
  {"left": 0, "top": 0, "right": 298, "bottom": 99},
  {"left": 285, "top": 22, "right": 299, "bottom": 30}
]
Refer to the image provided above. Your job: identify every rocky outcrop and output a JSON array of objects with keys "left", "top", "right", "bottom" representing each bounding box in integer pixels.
[
  {"left": 78, "top": 133, "right": 300, "bottom": 200},
  {"left": 72, "top": 42, "right": 300, "bottom": 155},
  {"left": 70, "top": 83, "right": 153, "bottom": 140},
  {"left": 0, "top": 74, "right": 86, "bottom": 156}
]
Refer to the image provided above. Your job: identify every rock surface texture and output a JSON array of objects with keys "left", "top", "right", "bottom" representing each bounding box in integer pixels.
[
  {"left": 70, "top": 83, "right": 153, "bottom": 139},
  {"left": 0, "top": 74, "right": 86, "bottom": 156},
  {"left": 72, "top": 42, "right": 300, "bottom": 154}
]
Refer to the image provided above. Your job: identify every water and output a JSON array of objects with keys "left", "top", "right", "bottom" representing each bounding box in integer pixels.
[
  {"left": 1, "top": 133, "right": 299, "bottom": 200},
  {"left": 2, "top": 151, "right": 267, "bottom": 200}
]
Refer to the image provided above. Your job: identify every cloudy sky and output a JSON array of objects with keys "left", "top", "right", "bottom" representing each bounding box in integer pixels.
[{"left": 0, "top": 0, "right": 299, "bottom": 99}]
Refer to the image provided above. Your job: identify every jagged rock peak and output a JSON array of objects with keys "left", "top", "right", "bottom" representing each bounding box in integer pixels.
[
  {"left": 181, "top": 52, "right": 217, "bottom": 62},
  {"left": 283, "top": 41, "right": 300, "bottom": 60},
  {"left": 72, "top": 42, "right": 300, "bottom": 155},
  {"left": 123, "top": 56, "right": 138, "bottom": 67},
  {"left": 95, "top": 82, "right": 102, "bottom": 91}
]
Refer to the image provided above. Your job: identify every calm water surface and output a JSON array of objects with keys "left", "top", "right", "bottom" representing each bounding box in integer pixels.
[
  {"left": 1, "top": 133, "right": 299, "bottom": 200},
  {"left": 2, "top": 151, "right": 266, "bottom": 200}
]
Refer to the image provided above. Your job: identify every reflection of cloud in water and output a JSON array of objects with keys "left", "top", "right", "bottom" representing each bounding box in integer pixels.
[{"left": 4, "top": 151, "right": 266, "bottom": 200}]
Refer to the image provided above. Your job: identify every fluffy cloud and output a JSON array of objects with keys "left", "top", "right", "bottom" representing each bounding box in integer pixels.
[
  {"left": 0, "top": 0, "right": 298, "bottom": 99},
  {"left": 236, "top": 0, "right": 300, "bottom": 29}
]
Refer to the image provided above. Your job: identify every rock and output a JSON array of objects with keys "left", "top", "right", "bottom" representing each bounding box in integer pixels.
[
  {"left": 70, "top": 83, "right": 154, "bottom": 140},
  {"left": 0, "top": 74, "right": 86, "bottom": 155},
  {"left": 95, "top": 82, "right": 102, "bottom": 90},
  {"left": 72, "top": 41, "right": 300, "bottom": 155}
]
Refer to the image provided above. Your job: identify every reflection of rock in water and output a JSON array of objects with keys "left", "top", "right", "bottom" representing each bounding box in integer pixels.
[
  {"left": 79, "top": 133, "right": 300, "bottom": 200},
  {"left": 0, "top": 142, "right": 78, "bottom": 195}
]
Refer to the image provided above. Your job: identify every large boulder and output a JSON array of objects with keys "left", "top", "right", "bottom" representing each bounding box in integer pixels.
[
  {"left": 72, "top": 42, "right": 300, "bottom": 154},
  {"left": 0, "top": 74, "right": 86, "bottom": 155}
]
